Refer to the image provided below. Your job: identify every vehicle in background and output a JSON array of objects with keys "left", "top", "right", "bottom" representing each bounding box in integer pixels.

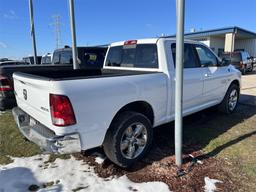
[
  {"left": 23, "top": 56, "right": 42, "bottom": 65},
  {"left": 0, "top": 60, "right": 29, "bottom": 66},
  {"left": 0, "top": 58, "right": 11, "bottom": 62},
  {"left": 12, "top": 38, "right": 241, "bottom": 167},
  {"left": 0, "top": 46, "right": 107, "bottom": 111},
  {"left": 0, "top": 64, "right": 74, "bottom": 111},
  {"left": 220, "top": 51, "right": 254, "bottom": 75},
  {"left": 52, "top": 46, "right": 107, "bottom": 68},
  {"left": 41, "top": 53, "right": 52, "bottom": 65}
]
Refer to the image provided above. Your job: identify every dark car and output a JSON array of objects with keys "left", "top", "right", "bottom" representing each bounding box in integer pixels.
[
  {"left": 52, "top": 46, "right": 107, "bottom": 69},
  {"left": 0, "top": 64, "right": 76, "bottom": 111},
  {"left": 0, "top": 46, "right": 107, "bottom": 111},
  {"left": 220, "top": 51, "right": 254, "bottom": 75}
]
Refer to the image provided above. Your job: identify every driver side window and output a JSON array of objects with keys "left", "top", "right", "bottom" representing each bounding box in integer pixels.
[{"left": 195, "top": 44, "right": 218, "bottom": 67}]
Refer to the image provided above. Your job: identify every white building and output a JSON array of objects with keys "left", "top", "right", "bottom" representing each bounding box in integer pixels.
[{"left": 183, "top": 26, "right": 256, "bottom": 57}]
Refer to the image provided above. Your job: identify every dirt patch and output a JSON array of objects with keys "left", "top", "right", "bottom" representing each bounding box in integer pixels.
[{"left": 75, "top": 151, "right": 236, "bottom": 192}]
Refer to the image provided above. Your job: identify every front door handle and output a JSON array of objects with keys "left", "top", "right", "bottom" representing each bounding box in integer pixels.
[{"left": 204, "top": 73, "right": 212, "bottom": 78}]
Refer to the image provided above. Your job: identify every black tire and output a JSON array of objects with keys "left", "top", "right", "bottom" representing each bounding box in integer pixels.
[
  {"left": 218, "top": 83, "right": 240, "bottom": 114},
  {"left": 103, "top": 111, "right": 153, "bottom": 168},
  {"left": 248, "top": 64, "right": 253, "bottom": 72},
  {"left": 242, "top": 67, "right": 246, "bottom": 75}
]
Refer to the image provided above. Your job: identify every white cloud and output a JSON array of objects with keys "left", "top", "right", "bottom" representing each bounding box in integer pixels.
[
  {"left": 3, "top": 10, "right": 18, "bottom": 19},
  {"left": 0, "top": 42, "right": 7, "bottom": 48}
]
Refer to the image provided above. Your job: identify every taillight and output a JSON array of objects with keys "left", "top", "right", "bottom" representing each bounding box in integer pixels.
[
  {"left": 0, "top": 76, "right": 13, "bottom": 91},
  {"left": 50, "top": 94, "right": 76, "bottom": 126}
]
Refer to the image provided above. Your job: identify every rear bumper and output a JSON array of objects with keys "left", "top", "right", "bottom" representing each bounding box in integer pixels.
[{"left": 12, "top": 107, "right": 81, "bottom": 154}]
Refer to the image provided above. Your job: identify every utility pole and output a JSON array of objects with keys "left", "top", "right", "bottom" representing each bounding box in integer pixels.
[
  {"left": 28, "top": 0, "right": 38, "bottom": 64},
  {"left": 68, "top": 0, "right": 79, "bottom": 70},
  {"left": 175, "top": 0, "right": 185, "bottom": 166},
  {"left": 50, "top": 15, "right": 62, "bottom": 49}
]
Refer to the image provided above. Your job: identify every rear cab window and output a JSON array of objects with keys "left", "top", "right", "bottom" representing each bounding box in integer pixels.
[{"left": 105, "top": 42, "right": 159, "bottom": 69}]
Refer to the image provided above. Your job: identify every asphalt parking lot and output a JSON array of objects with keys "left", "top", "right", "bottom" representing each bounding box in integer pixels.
[{"left": 240, "top": 71, "right": 256, "bottom": 106}]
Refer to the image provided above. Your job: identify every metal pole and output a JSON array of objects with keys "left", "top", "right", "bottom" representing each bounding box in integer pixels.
[
  {"left": 68, "top": 0, "right": 79, "bottom": 70},
  {"left": 29, "top": 0, "right": 38, "bottom": 64},
  {"left": 175, "top": 0, "right": 185, "bottom": 166}
]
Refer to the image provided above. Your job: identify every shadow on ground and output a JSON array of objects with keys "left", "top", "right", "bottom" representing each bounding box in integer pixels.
[{"left": 0, "top": 167, "right": 63, "bottom": 192}]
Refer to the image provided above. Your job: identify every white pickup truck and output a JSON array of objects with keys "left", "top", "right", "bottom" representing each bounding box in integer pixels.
[{"left": 12, "top": 38, "right": 241, "bottom": 167}]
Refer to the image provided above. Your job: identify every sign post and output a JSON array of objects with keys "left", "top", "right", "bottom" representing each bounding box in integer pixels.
[
  {"left": 68, "top": 0, "right": 79, "bottom": 70},
  {"left": 28, "top": 0, "right": 38, "bottom": 64},
  {"left": 175, "top": 0, "right": 185, "bottom": 166}
]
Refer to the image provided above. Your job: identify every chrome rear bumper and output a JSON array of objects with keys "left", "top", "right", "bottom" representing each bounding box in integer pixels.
[{"left": 12, "top": 107, "right": 81, "bottom": 154}]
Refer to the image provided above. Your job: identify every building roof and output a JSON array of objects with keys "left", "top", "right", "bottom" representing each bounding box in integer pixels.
[{"left": 168, "top": 26, "right": 256, "bottom": 39}]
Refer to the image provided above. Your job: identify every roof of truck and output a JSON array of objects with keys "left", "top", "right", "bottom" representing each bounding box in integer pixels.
[{"left": 110, "top": 37, "right": 200, "bottom": 46}]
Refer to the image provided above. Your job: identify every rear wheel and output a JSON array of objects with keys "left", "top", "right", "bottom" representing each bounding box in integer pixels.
[
  {"left": 242, "top": 67, "right": 246, "bottom": 75},
  {"left": 218, "top": 84, "right": 239, "bottom": 114},
  {"left": 248, "top": 64, "right": 253, "bottom": 72},
  {"left": 103, "top": 111, "right": 153, "bottom": 168}
]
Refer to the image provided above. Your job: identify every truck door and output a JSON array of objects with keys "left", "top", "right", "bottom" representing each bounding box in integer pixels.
[
  {"left": 193, "top": 44, "right": 230, "bottom": 104},
  {"left": 171, "top": 43, "right": 205, "bottom": 112}
]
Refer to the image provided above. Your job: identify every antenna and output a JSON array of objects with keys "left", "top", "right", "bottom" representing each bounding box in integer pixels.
[{"left": 50, "top": 15, "right": 62, "bottom": 49}]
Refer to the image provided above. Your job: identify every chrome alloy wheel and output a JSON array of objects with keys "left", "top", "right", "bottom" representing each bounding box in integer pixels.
[
  {"left": 228, "top": 89, "right": 238, "bottom": 111},
  {"left": 120, "top": 122, "right": 148, "bottom": 159}
]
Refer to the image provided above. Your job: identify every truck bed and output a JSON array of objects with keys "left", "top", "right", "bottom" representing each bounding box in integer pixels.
[
  {"left": 14, "top": 69, "right": 159, "bottom": 81},
  {"left": 0, "top": 64, "right": 73, "bottom": 80}
]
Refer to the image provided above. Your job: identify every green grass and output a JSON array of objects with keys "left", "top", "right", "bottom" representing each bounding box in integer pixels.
[
  {"left": 183, "top": 104, "right": 256, "bottom": 191},
  {"left": 0, "top": 111, "right": 41, "bottom": 164}
]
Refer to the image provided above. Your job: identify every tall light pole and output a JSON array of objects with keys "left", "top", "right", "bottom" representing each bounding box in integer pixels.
[
  {"left": 68, "top": 0, "right": 79, "bottom": 70},
  {"left": 29, "top": 0, "right": 38, "bottom": 64},
  {"left": 175, "top": 0, "right": 185, "bottom": 166}
]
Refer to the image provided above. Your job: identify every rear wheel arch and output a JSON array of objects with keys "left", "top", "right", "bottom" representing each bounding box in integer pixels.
[
  {"left": 102, "top": 101, "right": 155, "bottom": 147},
  {"left": 110, "top": 101, "right": 155, "bottom": 127}
]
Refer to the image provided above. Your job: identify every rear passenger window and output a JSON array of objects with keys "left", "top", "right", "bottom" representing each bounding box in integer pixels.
[
  {"left": 195, "top": 45, "right": 218, "bottom": 67},
  {"left": 171, "top": 43, "right": 200, "bottom": 68}
]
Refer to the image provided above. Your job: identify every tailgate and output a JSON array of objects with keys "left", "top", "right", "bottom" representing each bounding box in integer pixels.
[{"left": 13, "top": 73, "right": 53, "bottom": 128}]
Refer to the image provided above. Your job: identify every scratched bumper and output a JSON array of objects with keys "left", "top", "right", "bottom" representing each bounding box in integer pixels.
[{"left": 12, "top": 107, "right": 81, "bottom": 154}]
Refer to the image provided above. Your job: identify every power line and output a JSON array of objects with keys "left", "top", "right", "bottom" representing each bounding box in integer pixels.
[{"left": 50, "top": 15, "right": 62, "bottom": 49}]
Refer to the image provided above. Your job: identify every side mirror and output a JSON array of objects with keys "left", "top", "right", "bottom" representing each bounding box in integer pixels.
[{"left": 221, "top": 58, "right": 231, "bottom": 66}]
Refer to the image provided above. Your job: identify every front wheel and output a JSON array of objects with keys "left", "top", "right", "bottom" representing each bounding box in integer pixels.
[
  {"left": 103, "top": 111, "right": 153, "bottom": 168},
  {"left": 218, "top": 84, "right": 240, "bottom": 114}
]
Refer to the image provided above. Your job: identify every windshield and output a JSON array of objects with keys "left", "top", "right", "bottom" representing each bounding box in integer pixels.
[{"left": 106, "top": 44, "right": 158, "bottom": 69}]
